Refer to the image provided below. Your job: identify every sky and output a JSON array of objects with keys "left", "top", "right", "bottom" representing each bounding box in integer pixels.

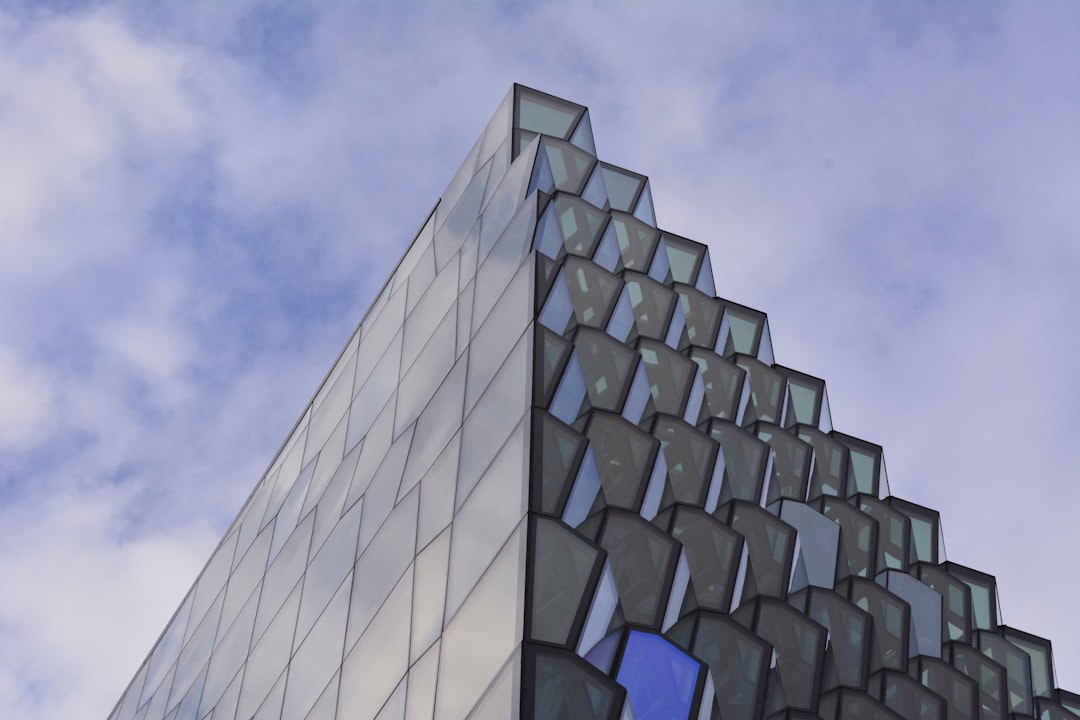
[{"left": 1, "top": 1, "right": 1079, "bottom": 718}]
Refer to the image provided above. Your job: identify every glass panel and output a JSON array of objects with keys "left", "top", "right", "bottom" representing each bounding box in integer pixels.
[
  {"left": 465, "top": 257, "right": 533, "bottom": 414},
  {"left": 564, "top": 257, "right": 622, "bottom": 330},
  {"left": 687, "top": 614, "right": 768, "bottom": 719},
  {"left": 171, "top": 589, "right": 224, "bottom": 707},
  {"left": 295, "top": 499, "right": 363, "bottom": 646},
  {"left": 668, "top": 509, "right": 742, "bottom": 612},
  {"left": 345, "top": 487, "right": 419, "bottom": 651},
  {"left": 726, "top": 502, "right": 794, "bottom": 600},
  {"left": 779, "top": 370, "right": 823, "bottom": 429},
  {"left": 915, "top": 658, "right": 978, "bottom": 720},
  {"left": 877, "top": 571, "right": 941, "bottom": 658},
  {"left": 736, "top": 600, "right": 825, "bottom": 712},
  {"left": 405, "top": 641, "right": 440, "bottom": 720},
  {"left": 410, "top": 527, "right": 451, "bottom": 663},
  {"left": 530, "top": 517, "right": 602, "bottom": 646},
  {"left": 639, "top": 340, "right": 694, "bottom": 416},
  {"left": 597, "top": 511, "right": 679, "bottom": 628},
  {"left": 516, "top": 86, "right": 582, "bottom": 138},
  {"left": 253, "top": 512, "right": 315, "bottom": 644},
  {"left": 281, "top": 571, "right": 350, "bottom": 720},
  {"left": 719, "top": 305, "right": 764, "bottom": 358},
  {"left": 624, "top": 273, "right": 674, "bottom": 340},
  {"left": 755, "top": 424, "right": 811, "bottom": 504},
  {"left": 345, "top": 330, "right": 402, "bottom": 453},
  {"left": 437, "top": 522, "right": 526, "bottom": 720},
  {"left": 707, "top": 421, "right": 768, "bottom": 503},
  {"left": 526, "top": 645, "right": 621, "bottom": 720},
  {"left": 199, "top": 589, "right": 258, "bottom": 715},
  {"left": 398, "top": 355, "right": 467, "bottom": 501},
  {"left": 236, "top": 581, "right": 301, "bottom": 719},
  {"left": 543, "top": 138, "right": 596, "bottom": 194},
  {"left": 662, "top": 233, "right": 705, "bottom": 285},
  {"left": 676, "top": 285, "right": 721, "bottom": 350},
  {"left": 653, "top": 416, "right": 717, "bottom": 507},
  {"left": 817, "top": 497, "right": 876, "bottom": 579},
  {"left": 574, "top": 328, "right": 637, "bottom": 413},
  {"left": 1001, "top": 628, "right": 1054, "bottom": 699},
  {"left": 843, "top": 578, "right": 909, "bottom": 673},
  {"left": 733, "top": 355, "right": 783, "bottom": 426},
  {"left": 689, "top": 349, "right": 744, "bottom": 422},
  {"left": 616, "top": 630, "right": 703, "bottom": 720},
  {"left": 447, "top": 419, "right": 528, "bottom": 620},
  {"left": 536, "top": 326, "right": 572, "bottom": 408},
  {"left": 339, "top": 570, "right": 413, "bottom": 720},
  {"left": 402, "top": 253, "right": 459, "bottom": 374},
  {"left": 949, "top": 643, "right": 1006, "bottom": 720},
  {"left": 610, "top": 213, "right": 659, "bottom": 272},
  {"left": 600, "top": 164, "right": 644, "bottom": 212},
  {"left": 586, "top": 411, "right": 657, "bottom": 511},
  {"left": 858, "top": 497, "right": 909, "bottom": 572},
  {"left": 417, "top": 431, "right": 460, "bottom": 553},
  {"left": 396, "top": 304, "right": 457, "bottom": 436},
  {"left": 555, "top": 193, "right": 608, "bottom": 257},
  {"left": 797, "top": 426, "right": 848, "bottom": 500}
]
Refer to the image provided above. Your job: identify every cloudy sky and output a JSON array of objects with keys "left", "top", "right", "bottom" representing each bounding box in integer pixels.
[{"left": 1, "top": 1, "right": 1079, "bottom": 718}]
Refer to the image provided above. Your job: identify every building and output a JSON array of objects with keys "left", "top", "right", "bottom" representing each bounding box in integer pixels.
[{"left": 107, "top": 85, "right": 1080, "bottom": 720}]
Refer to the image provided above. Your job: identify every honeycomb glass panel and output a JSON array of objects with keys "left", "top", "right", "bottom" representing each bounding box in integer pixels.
[
  {"left": 554, "top": 193, "right": 608, "bottom": 257},
  {"left": 599, "top": 164, "right": 644, "bottom": 212},
  {"left": 661, "top": 232, "right": 705, "bottom": 285},
  {"left": 734, "top": 600, "right": 825, "bottom": 713},
  {"left": 707, "top": 421, "right": 768, "bottom": 503},
  {"left": 574, "top": 328, "right": 637, "bottom": 412},
  {"left": 725, "top": 502, "right": 795, "bottom": 600},
  {"left": 843, "top": 578, "right": 908, "bottom": 673},
  {"left": 609, "top": 212, "right": 658, "bottom": 271},
  {"left": 597, "top": 511, "right": 679, "bottom": 628},
  {"left": 688, "top": 613, "right": 768, "bottom": 719},
  {"left": 535, "top": 411, "right": 587, "bottom": 515},
  {"left": 653, "top": 415, "right": 717, "bottom": 507},
  {"left": 720, "top": 304, "right": 764, "bottom": 357},
  {"left": 638, "top": 340, "right": 694, "bottom": 416},
  {"left": 525, "top": 645, "right": 621, "bottom": 720},
  {"left": 734, "top": 355, "right": 784, "bottom": 425},
  {"left": 529, "top": 517, "right": 602, "bottom": 646},
  {"left": 690, "top": 349, "right": 744, "bottom": 422},
  {"left": 564, "top": 257, "right": 622, "bottom": 330},
  {"left": 586, "top": 411, "right": 657, "bottom": 510},
  {"left": 667, "top": 509, "right": 742, "bottom": 612},
  {"left": 623, "top": 272, "right": 675, "bottom": 340},
  {"left": 542, "top": 138, "right": 596, "bottom": 194},
  {"left": 797, "top": 426, "right": 848, "bottom": 500},
  {"left": 516, "top": 86, "right": 582, "bottom": 139},
  {"left": 676, "top": 284, "right": 721, "bottom": 350},
  {"left": 915, "top": 658, "right": 978, "bottom": 720},
  {"left": 948, "top": 643, "right": 1007, "bottom": 720},
  {"left": 755, "top": 423, "right": 811, "bottom": 504}
]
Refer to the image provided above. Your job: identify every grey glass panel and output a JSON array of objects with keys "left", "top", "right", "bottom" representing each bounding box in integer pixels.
[
  {"left": 653, "top": 415, "right": 716, "bottom": 507},
  {"left": 516, "top": 87, "right": 582, "bottom": 138},
  {"left": 734, "top": 600, "right": 825, "bottom": 713},
  {"left": 303, "top": 670, "right": 340, "bottom": 720},
  {"left": 281, "top": 571, "right": 350, "bottom": 720},
  {"left": 405, "top": 243, "right": 438, "bottom": 318},
  {"left": 339, "top": 570, "right": 413, "bottom": 720},
  {"left": 564, "top": 257, "right": 622, "bottom": 330},
  {"left": 797, "top": 426, "right": 848, "bottom": 500},
  {"left": 668, "top": 509, "right": 742, "bottom": 612},
  {"left": 887, "top": 497, "right": 939, "bottom": 565},
  {"left": 623, "top": 273, "right": 674, "bottom": 340},
  {"left": 300, "top": 414, "right": 349, "bottom": 522},
  {"left": 634, "top": 181, "right": 656, "bottom": 228},
  {"left": 574, "top": 328, "right": 637, "bottom": 412},
  {"left": 639, "top": 340, "right": 694, "bottom": 416},
  {"left": 586, "top": 411, "right": 657, "bottom": 511},
  {"left": 857, "top": 496, "right": 909, "bottom": 572},
  {"left": 685, "top": 613, "right": 768, "bottom": 719},
  {"left": 535, "top": 411, "right": 586, "bottom": 515},
  {"left": 437, "top": 522, "right": 526, "bottom": 720},
  {"left": 555, "top": 193, "right": 608, "bottom": 257},
  {"left": 778, "top": 369, "right": 824, "bottom": 429},
  {"left": 796, "top": 589, "right": 871, "bottom": 690},
  {"left": 719, "top": 304, "right": 764, "bottom": 358},
  {"left": 560, "top": 446, "right": 601, "bottom": 529},
  {"left": 542, "top": 138, "right": 596, "bottom": 194},
  {"left": 817, "top": 497, "right": 876, "bottom": 579},
  {"left": 529, "top": 517, "right": 602, "bottom": 646},
  {"left": 549, "top": 352, "right": 587, "bottom": 427},
  {"left": 724, "top": 502, "right": 795, "bottom": 600},
  {"left": 526, "top": 645, "right": 621, "bottom": 720},
  {"left": 374, "top": 677, "right": 408, "bottom": 720},
  {"left": 345, "top": 486, "right": 419, "bottom": 652},
  {"left": 675, "top": 284, "right": 721, "bottom": 350},
  {"left": 944, "top": 563, "right": 997, "bottom": 632},
  {"left": 600, "top": 164, "right": 644, "bottom": 212},
  {"left": 250, "top": 668, "right": 286, "bottom": 720},
  {"left": 1001, "top": 628, "right": 1055, "bottom": 699},
  {"left": 948, "top": 643, "right": 1006, "bottom": 720},
  {"left": 410, "top": 527, "right": 450, "bottom": 663},
  {"left": 707, "top": 421, "right": 768, "bottom": 503},
  {"left": 355, "top": 283, "right": 407, "bottom": 392},
  {"left": 831, "top": 432, "right": 882, "bottom": 498},
  {"left": 536, "top": 326, "right": 572, "bottom": 408},
  {"left": 916, "top": 564, "right": 971, "bottom": 642},
  {"left": 914, "top": 657, "right": 978, "bottom": 720},
  {"left": 733, "top": 355, "right": 783, "bottom": 426},
  {"left": 877, "top": 571, "right": 941, "bottom": 658},
  {"left": 648, "top": 235, "right": 672, "bottom": 285},
  {"left": 843, "top": 578, "right": 909, "bottom": 673},
  {"left": 581, "top": 162, "right": 609, "bottom": 211},
  {"left": 755, "top": 424, "right": 811, "bottom": 504},
  {"left": 662, "top": 233, "right": 705, "bottom": 285},
  {"left": 610, "top": 213, "right": 658, "bottom": 272},
  {"left": 447, "top": 419, "right": 527, "bottom": 619},
  {"left": 538, "top": 272, "right": 574, "bottom": 336},
  {"left": 597, "top": 511, "right": 679, "bottom": 628},
  {"left": 187, "top": 531, "right": 238, "bottom": 643},
  {"left": 690, "top": 349, "right": 744, "bottom": 422},
  {"left": 869, "top": 670, "right": 944, "bottom": 720},
  {"left": 977, "top": 630, "right": 1035, "bottom": 714},
  {"left": 778, "top": 502, "right": 839, "bottom": 591},
  {"left": 267, "top": 454, "right": 318, "bottom": 565},
  {"left": 307, "top": 352, "right": 357, "bottom": 462}
]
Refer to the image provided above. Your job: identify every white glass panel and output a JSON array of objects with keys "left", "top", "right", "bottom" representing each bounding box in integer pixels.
[
  {"left": 356, "top": 282, "right": 406, "bottom": 384},
  {"left": 281, "top": 570, "right": 351, "bottom": 719},
  {"left": 236, "top": 581, "right": 301, "bottom": 719},
  {"left": 199, "top": 589, "right": 258, "bottom": 715},
  {"left": 436, "top": 520, "right": 526, "bottom": 720},
  {"left": 302, "top": 670, "right": 339, "bottom": 720},
  {"left": 345, "top": 487, "right": 420, "bottom": 651},
  {"left": 395, "top": 306, "right": 456, "bottom": 437},
  {"left": 398, "top": 356, "right": 466, "bottom": 502},
  {"left": 343, "top": 398, "right": 396, "bottom": 520},
  {"left": 253, "top": 512, "right": 314, "bottom": 644},
  {"left": 411, "top": 526, "right": 451, "bottom": 663},
  {"left": 465, "top": 650, "right": 519, "bottom": 720},
  {"left": 374, "top": 677, "right": 408, "bottom": 720},
  {"left": 307, "top": 350, "right": 356, "bottom": 463},
  {"left": 446, "top": 419, "right": 528, "bottom": 621},
  {"left": 456, "top": 279, "right": 475, "bottom": 358},
  {"left": 339, "top": 570, "right": 413, "bottom": 720},
  {"left": 357, "top": 427, "right": 416, "bottom": 555},
  {"left": 416, "top": 432, "right": 461, "bottom": 551},
  {"left": 171, "top": 590, "right": 224, "bottom": 708},
  {"left": 345, "top": 330, "right": 402, "bottom": 453},
  {"left": 187, "top": 531, "right": 238, "bottom": 640},
  {"left": 250, "top": 667, "right": 286, "bottom": 720},
  {"left": 267, "top": 454, "right": 318, "bottom": 565},
  {"left": 404, "top": 243, "right": 437, "bottom": 317},
  {"left": 403, "top": 253, "right": 459, "bottom": 375},
  {"left": 295, "top": 500, "right": 363, "bottom": 646},
  {"left": 456, "top": 330, "right": 530, "bottom": 506},
  {"left": 404, "top": 640, "right": 440, "bottom": 720},
  {"left": 141, "top": 592, "right": 193, "bottom": 706},
  {"left": 220, "top": 523, "right": 272, "bottom": 634},
  {"left": 300, "top": 412, "right": 349, "bottom": 521}
]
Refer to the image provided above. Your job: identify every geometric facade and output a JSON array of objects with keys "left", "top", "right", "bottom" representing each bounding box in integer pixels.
[{"left": 108, "top": 85, "right": 1079, "bottom": 720}]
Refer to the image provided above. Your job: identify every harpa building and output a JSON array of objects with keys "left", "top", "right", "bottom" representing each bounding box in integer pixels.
[{"left": 108, "top": 86, "right": 1079, "bottom": 720}]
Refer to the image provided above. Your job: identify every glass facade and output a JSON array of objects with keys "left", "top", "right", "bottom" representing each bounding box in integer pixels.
[{"left": 108, "top": 85, "right": 1078, "bottom": 720}]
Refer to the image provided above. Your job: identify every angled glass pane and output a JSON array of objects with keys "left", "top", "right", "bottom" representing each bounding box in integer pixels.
[
  {"left": 574, "top": 328, "right": 637, "bottom": 412},
  {"left": 529, "top": 517, "right": 603, "bottom": 646},
  {"left": 623, "top": 273, "right": 674, "bottom": 340},
  {"left": 668, "top": 509, "right": 742, "bottom": 612},
  {"left": 616, "top": 630, "right": 703, "bottom": 720},
  {"left": 516, "top": 86, "right": 583, "bottom": 139},
  {"left": 564, "top": 257, "right": 622, "bottom": 330},
  {"left": 542, "top": 138, "right": 596, "bottom": 194},
  {"left": 718, "top": 303, "right": 765, "bottom": 358},
  {"left": 676, "top": 284, "right": 722, "bottom": 350},
  {"left": 586, "top": 411, "right": 658, "bottom": 511},
  {"left": 610, "top": 212, "right": 659, "bottom": 272},
  {"left": 638, "top": 340, "right": 694, "bottom": 416},
  {"left": 661, "top": 233, "right": 705, "bottom": 285},
  {"left": 690, "top": 349, "right": 744, "bottom": 422},
  {"left": 525, "top": 645, "right": 621, "bottom": 720},
  {"left": 599, "top": 164, "right": 644, "bottom": 212},
  {"left": 707, "top": 420, "right": 768, "bottom": 503},
  {"left": 652, "top": 415, "right": 717, "bottom": 507},
  {"left": 797, "top": 426, "right": 848, "bottom": 500},
  {"left": 817, "top": 497, "right": 876, "bottom": 579},
  {"left": 597, "top": 511, "right": 679, "bottom": 628},
  {"left": 733, "top": 355, "right": 784, "bottom": 426},
  {"left": 723, "top": 502, "right": 795, "bottom": 600}
]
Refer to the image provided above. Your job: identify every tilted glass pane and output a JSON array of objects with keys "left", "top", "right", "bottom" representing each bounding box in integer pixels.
[
  {"left": 586, "top": 411, "right": 657, "bottom": 511},
  {"left": 529, "top": 517, "right": 602, "bottom": 646}
]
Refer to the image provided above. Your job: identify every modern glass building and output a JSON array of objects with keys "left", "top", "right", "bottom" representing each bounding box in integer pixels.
[{"left": 108, "top": 85, "right": 1079, "bottom": 720}]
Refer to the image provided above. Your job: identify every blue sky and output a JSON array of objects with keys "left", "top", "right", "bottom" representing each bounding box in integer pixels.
[{"left": 1, "top": 2, "right": 1079, "bottom": 717}]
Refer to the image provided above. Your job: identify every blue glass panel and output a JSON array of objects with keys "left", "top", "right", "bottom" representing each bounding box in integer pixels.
[{"left": 616, "top": 630, "right": 702, "bottom": 720}]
